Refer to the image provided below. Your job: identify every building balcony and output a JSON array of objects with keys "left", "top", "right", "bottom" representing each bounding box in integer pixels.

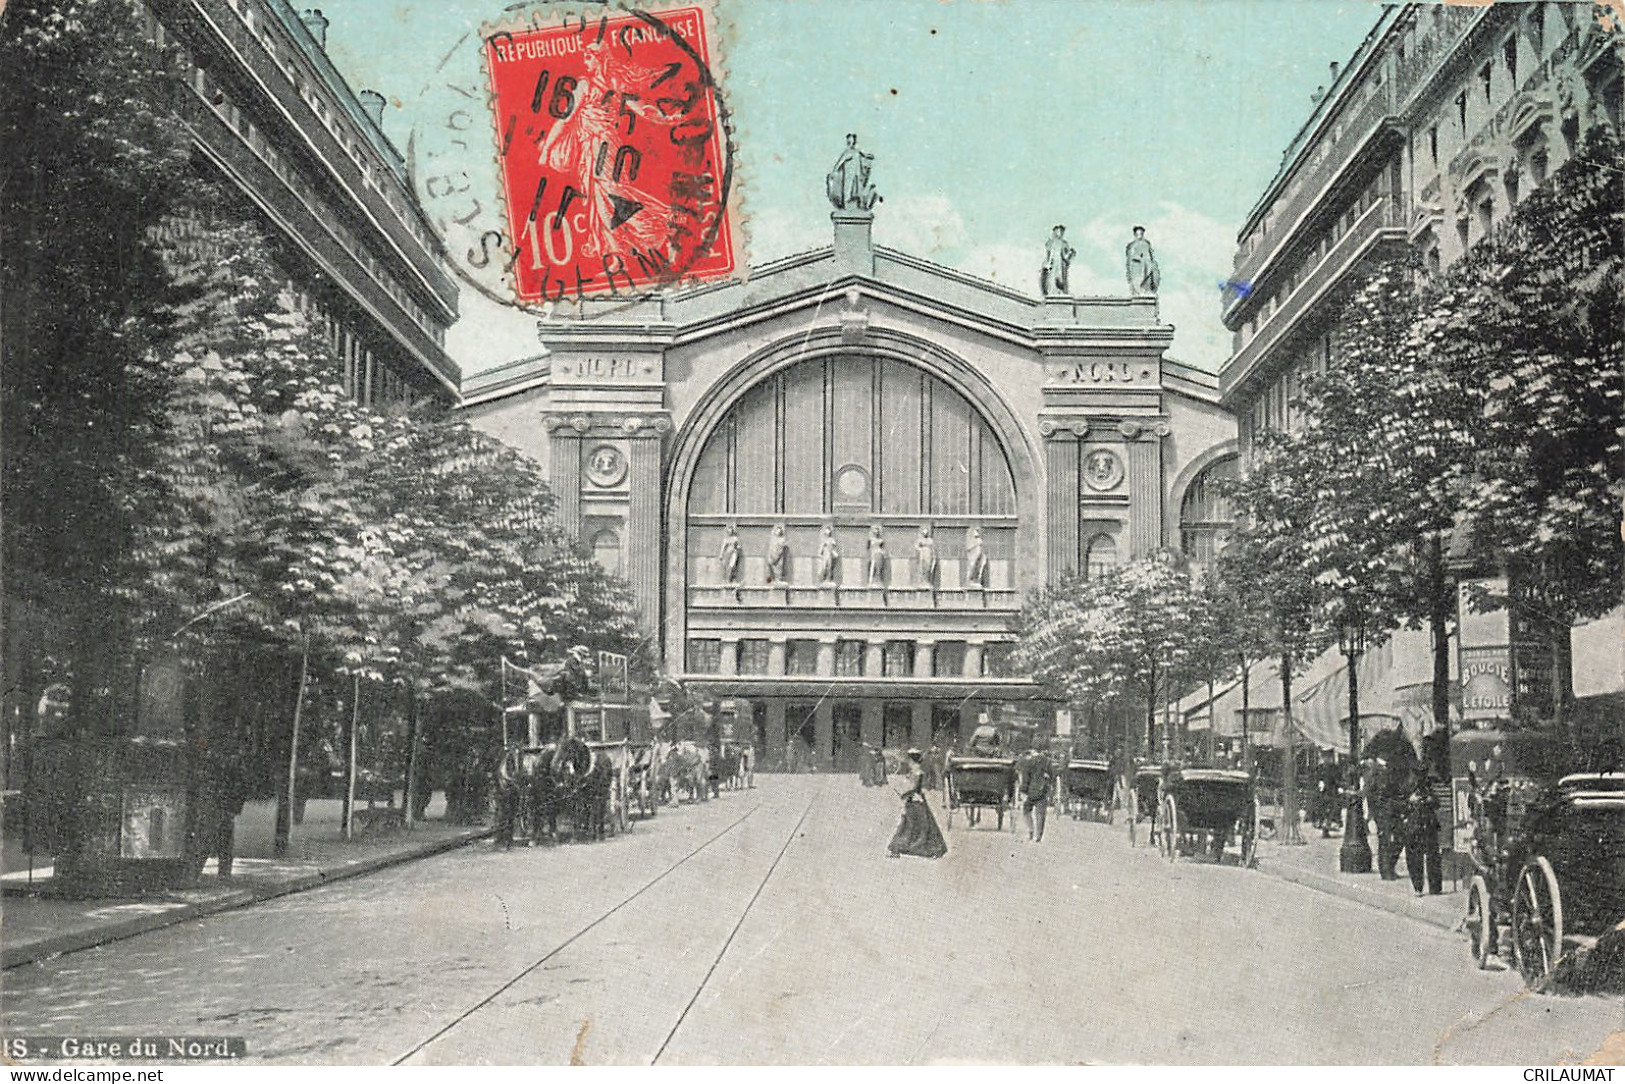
[
  {"left": 686, "top": 582, "right": 1020, "bottom": 613},
  {"left": 176, "top": 0, "right": 459, "bottom": 320},
  {"left": 187, "top": 99, "right": 459, "bottom": 390},
  {"left": 1221, "top": 196, "right": 1408, "bottom": 403},
  {"left": 1228, "top": 91, "right": 1405, "bottom": 322}
]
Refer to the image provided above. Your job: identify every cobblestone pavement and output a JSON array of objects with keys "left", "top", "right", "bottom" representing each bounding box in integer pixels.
[{"left": 2, "top": 777, "right": 1619, "bottom": 1065}]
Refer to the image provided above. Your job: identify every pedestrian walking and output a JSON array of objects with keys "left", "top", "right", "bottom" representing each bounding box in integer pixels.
[
  {"left": 1403, "top": 774, "right": 1443, "bottom": 896},
  {"left": 887, "top": 749, "right": 947, "bottom": 859},
  {"left": 191, "top": 742, "right": 249, "bottom": 880},
  {"left": 1018, "top": 747, "right": 1055, "bottom": 843}
]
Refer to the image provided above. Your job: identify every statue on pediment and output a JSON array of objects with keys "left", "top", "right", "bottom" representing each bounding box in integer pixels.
[
  {"left": 1126, "top": 226, "right": 1160, "bottom": 295},
  {"left": 817, "top": 523, "right": 841, "bottom": 585},
  {"left": 766, "top": 523, "right": 790, "bottom": 584},
  {"left": 914, "top": 524, "right": 938, "bottom": 587},
  {"left": 866, "top": 524, "right": 888, "bottom": 586},
  {"left": 964, "top": 526, "right": 988, "bottom": 589},
  {"left": 1041, "top": 225, "right": 1076, "bottom": 296},
  {"left": 718, "top": 523, "right": 741, "bottom": 584},
  {"left": 827, "top": 134, "right": 881, "bottom": 211}
]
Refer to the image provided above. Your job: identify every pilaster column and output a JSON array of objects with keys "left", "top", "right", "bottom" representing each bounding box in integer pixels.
[
  {"left": 817, "top": 639, "right": 837, "bottom": 678},
  {"left": 719, "top": 637, "right": 738, "bottom": 676},
  {"left": 765, "top": 701, "right": 787, "bottom": 771},
  {"left": 767, "top": 639, "right": 787, "bottom": 677},
  {"left": 814, "top": 702, "right": 834, "bottom": 769},
  {"left": 1123, "top": 425, "right": 1166, "bottom": 558},
  {"left": 964, "top": 642, "right": 985, "bottom": 679},
  {"left": 910, "top": 702, "right": 931, "bottom": 750},
  {"left": 549, "top": 427, "right": 582, "bottom": 538},
  {"left": 865, "top": 640, "right": 886, "bottom": 677},
  {"left": 1045, "top": 433, "right": 1079, "bottom": 581},
  {"left": 914, "top": 640, "right": 935, "bottom": 678},
  {"left": 627, "top": 434, "right": 663, "bottom": 633},
  {"left": 861, "top": 701, "right": 884, "bottom": 749}
]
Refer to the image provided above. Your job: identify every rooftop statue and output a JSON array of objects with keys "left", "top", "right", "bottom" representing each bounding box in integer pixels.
[
  {"left": 827, "top": 134, "right": 882, "bottom": 211},
  {"left": 1041, "top": 225, "right": 1076, "bottom": 297},
  {"left": 1125, "top": 225, "right": 1160, "bottom": 295}
]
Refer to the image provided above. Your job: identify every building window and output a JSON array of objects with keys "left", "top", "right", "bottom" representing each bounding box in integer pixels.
[
  {"left": 983, "top": 643, "right": 1016, "bottom": 678},
  {"left": 787, "top": 639, "right": 820, "bottom": 676},
  {"left": 1085, "top": 533, "right": 1118, "bottom": 579},
  {"left": 591, "top": 529, "right": 621, "bottom": 575},
  {"left": 883, "top": 641, "right": 915, "bottom": 677},
  {"left": 1180, "top": 456, "right": 1238, "bottom": 575},
  {"left": 687, "top": 640, "right": 722, "bottom": 674},
  {"left": 739, "top": 639, "right": 770, "bottom": 675},
  {"left": 835, "top": 640, "right": 866, "bottom": 677},
  {"left": 934, "top": 641, "right": 967, "bottom": 678}
]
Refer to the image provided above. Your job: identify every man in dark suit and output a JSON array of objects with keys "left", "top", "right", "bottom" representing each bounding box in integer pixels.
[
  {"left": 1403, "top": 775, "right": 1443, "bottom": 896},
  {"left": 1018, "top": 749, "right": 1055, "bottom": 843}
]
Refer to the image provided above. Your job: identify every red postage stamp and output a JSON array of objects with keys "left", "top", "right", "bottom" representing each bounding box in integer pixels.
[{"left": 482, "top": 5, "right": 737, "bottom": 303}]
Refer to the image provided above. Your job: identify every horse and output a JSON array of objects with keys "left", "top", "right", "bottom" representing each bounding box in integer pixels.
[
  {"left": 495, "top": 744, "right": 559, "bottom": 847},
  {"left": 551, "top": 736, "right": 613, "bottom": 842},
  {"left": 666, "top": 740, "right": 710, "bottom": 803}
]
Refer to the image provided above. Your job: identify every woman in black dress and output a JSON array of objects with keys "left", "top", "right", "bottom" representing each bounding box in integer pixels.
[{"left": 888, "top": 749, "right": 948, "bottom": 859}]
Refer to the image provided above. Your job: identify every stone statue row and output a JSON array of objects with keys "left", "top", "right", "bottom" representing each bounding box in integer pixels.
[
  {"left": 717, "top": 523, "right": 990, "bottom": 589},
  {"left": 1042, "top": 223, "right": 1160, "bottom": 298}
]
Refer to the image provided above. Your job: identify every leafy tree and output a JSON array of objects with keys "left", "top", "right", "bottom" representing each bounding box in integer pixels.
[
  {"left": 1, "top": 0, "right": 196, "bottom": 728},
  {"left": 1017, "top": 552, "right": 1204, "bottom": 777}
]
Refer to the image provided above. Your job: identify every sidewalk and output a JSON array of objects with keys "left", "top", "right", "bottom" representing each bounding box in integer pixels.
[
  {"left": 2, "top": 795, "right": 491, "bottom": 970},
  {"left": 1253, "top": 826, "right": 1463, "bottom": 932}
]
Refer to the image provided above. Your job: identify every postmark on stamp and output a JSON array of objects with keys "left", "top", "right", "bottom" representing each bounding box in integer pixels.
[{"left": 480, "top": 5, "right": 737, "bottom": 304}]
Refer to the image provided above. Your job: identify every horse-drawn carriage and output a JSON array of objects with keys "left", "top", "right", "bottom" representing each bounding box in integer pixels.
[
  {"left": 1063, "top": 758, "right": 1116, "bottom": 823},
  {"left": 1458, "top": 729, "right": 1625, "bottom": 987},
  {"left": 495, "top": 737, "right": 623, "bottom": 845},
  {"left": 1156, "top": 767, "right": 1259, "bottom": 867},
  {"left": 943, "top": 753, "right": 1017, "bottom": 831},
  {"left": 1126, "top": 764, "right": 1164, "bottom": 847}
]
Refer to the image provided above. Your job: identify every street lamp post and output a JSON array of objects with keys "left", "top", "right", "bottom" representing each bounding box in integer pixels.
[{"left": 1338, "top": 611, "right": 1374, "bottom": 874}]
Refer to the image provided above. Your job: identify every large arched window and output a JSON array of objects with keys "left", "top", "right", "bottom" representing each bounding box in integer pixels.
[
  {"left": 1179, "top": 456, "right": 1237, "bottom": 573},
  {"left": 687, "top": 357, "right": 1015, "bottom": 517}
]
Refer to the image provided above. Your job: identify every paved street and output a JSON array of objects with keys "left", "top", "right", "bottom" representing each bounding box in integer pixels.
[{"left": 3, "top": 775, "right": 1619, "bottom": 1065}]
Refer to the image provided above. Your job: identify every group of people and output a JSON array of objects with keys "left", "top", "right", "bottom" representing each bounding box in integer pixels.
[
  {"left": 883, "top": 743, "right": 1060, "bottom": 860},
  {"left": 1309, "top": 750, "right": 1443, "bottom": 896}
]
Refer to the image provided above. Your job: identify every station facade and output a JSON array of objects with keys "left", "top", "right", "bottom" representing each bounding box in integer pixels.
[{"left": 464, "top": 208, "right": 1237, "bottom": 770}]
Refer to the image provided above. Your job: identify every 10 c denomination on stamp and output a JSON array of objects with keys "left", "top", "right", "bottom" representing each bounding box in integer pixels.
[{"left": 482, "top": 5, "right": 737, "bottom": 303}]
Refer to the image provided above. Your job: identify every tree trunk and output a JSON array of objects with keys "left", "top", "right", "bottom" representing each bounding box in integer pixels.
[
  {"left": 274, "top": 636, "right": 311, "bottom": 858},
  {"left": 1239, "top": 656, "right": 1252, "bottom": 773},
  {"left": 1280, "top": 651, "right": 1301, "bottom": 845},
  {"left": 1145, "top": 663, "right": 1159, "bottom": 762},
  {"left": 343, "top": 672, "right": 360, "bottom": 841},
  {"left": 403, "top": 692, "right": 423, "bottom": 829}
]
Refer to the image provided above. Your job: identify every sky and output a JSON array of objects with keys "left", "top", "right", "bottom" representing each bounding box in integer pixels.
[{"left": 322, "top": 0, "right": 1386, "bottom": 375}]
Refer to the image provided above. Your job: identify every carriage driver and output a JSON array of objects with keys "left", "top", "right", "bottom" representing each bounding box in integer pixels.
[{"left": 1018, "top": 747, "right": 1056, "bottom": 843}]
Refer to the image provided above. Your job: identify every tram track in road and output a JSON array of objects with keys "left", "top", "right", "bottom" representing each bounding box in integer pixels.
[
  {"left": 650, "top": 791, "right": 818, "bottom": 1065},
  {"left": 390, "top": 798, "right": 767, "bottom": 1066}
]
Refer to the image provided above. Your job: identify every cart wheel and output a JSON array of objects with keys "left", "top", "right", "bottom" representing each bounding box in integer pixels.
[
  {"left": 1465, "top": 874, "right": 1494, "bottom": 970},
  {"left": 1511, "top": 856, "right": 1564, "bottom": 987},
  {"left": 1240, "top": 797, "right": 1260, "bottom": 869},
  {"left": 1160, "top": 794, "right": 1179, "bottom": 862}
]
